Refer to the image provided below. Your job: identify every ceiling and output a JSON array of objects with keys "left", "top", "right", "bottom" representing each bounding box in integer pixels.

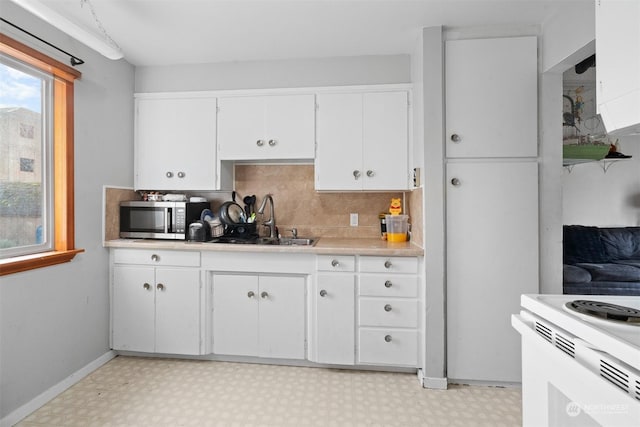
[{"left": 11, "top": 0, "right": 591, "bottom": 67}]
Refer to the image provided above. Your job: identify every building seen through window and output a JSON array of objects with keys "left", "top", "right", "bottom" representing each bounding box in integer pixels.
[{"left": 0, "top": 58, "right": 51, "bottom": 255}]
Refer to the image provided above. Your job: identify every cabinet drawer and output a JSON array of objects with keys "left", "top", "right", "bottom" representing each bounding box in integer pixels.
[
  {"left": 317, "top": 255, "right": 355, "bottom": 272},
  {"left": 113, "top": 249, "right": 200, "bottom": 267},
  {"left": 359, "top": 256, "right": 417, "bottom": 274},
  {"left": 358, "top": 328, "right": 418, "bottom": 367},
  {"left": 359, "top": 274, "right": 418, "bottom": 297},
  {"left": 358, "top": 298, "right": 417, "bottom": 328}
]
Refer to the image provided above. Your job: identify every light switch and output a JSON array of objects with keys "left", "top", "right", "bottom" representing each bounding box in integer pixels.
[{"left": 350, "top": 213, "right": 358, "bottom": 227}]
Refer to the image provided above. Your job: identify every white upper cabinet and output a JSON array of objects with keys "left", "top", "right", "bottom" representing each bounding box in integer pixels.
[
  {"left": 596, "top": 0, "right": 640, "bottom": 135},
  {"left": 315, "top": 90, "right": 410, "bottom": 191},
  {"left": 217, "top": 94, "right": 315, "bottom": 160},
  {"left": 135, "top": 95, "right": 219, "bottom": 191},
  {"left": 445, "top": 37, "right": 538, "bottom": 158}
]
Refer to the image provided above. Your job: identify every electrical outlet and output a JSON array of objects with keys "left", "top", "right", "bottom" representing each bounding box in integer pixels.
[{"left": 350, "top": 213, "right": 358, "bottom": 227}]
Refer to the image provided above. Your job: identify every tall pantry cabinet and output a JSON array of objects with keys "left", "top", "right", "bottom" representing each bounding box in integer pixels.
[{"left": 445, "top": 36, "right": 539, "bottom": 383}]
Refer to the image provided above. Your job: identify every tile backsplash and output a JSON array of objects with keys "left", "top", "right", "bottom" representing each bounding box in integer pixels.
[
  {"left": 104, "top": 164, "right": 423, "bottom": 245},
  {"left": 235, "top": 164, "right": 421, "bottom": 241}
]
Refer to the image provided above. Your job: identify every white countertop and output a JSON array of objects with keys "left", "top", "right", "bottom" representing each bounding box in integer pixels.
[{"left": 105, "top": 237, "right": 424, "bottom": 257}]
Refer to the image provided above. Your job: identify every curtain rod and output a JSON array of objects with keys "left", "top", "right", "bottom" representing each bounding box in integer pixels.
[{"left": 0, "top": 17, "right": 84, "bottom": 66}]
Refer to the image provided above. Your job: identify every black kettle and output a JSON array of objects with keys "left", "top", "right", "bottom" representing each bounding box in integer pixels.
[{"left": 187, "top": 220, "right": 210, "bottom": 242}]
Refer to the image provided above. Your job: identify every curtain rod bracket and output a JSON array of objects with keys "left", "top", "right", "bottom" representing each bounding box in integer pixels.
[{"left": 0, "top": 17, "right": 85, "bottom": 67}]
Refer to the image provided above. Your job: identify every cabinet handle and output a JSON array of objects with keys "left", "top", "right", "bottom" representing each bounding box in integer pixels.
[
  {"left": 166, "top": 171, "right": 173, "bottom": 178},
  {"left": 151, "top": 254, "right": 159, "bottom": 262},
  {"left": 143, "top": 283, "right": 151, "bottom": 290},
  {"left": 331, "top": 259, "right": 340, "bottom": 267},
  {"left": 450, "top": 133, "right": 461, "bottom": 143},
  {"left": 451, "top": 178, "right": 461, "bottom": 187},
  {"left": 353, "top": 170, "right": 361, "bottom": 180},
  {"left": 384, "top": 304, "right": 392, "bottom": 312},
  {"left": 247, "top": 291, "right": 255, "bottom": 298},
  {"left": 384, "top": 280, "right": 393, "bottom": 288},
  {"left": 157, "top": 283, "right": 165, "bottom": 291},
  {"left": 384, "top": 335, "right": 392, "bottom": 342},
  {"left": 261, "top": 291, "right": 269, "bottom": 299},
  {"left": 384, "top": 260, "right": 392, "bottom": 269},
  {"left": 366, "top": 170, "right": 374, "bottom": 177},
  {"left": 256, "top": 140, "right": 265, "bottom": 147},
  {"left": 319, "top": 289, "right": 327, "bottom": 297},
  {"left": 177, "top": 171, "right": 185, "bottom": 178},
  {"left": 268, "top": 139, "right": 277, "bottom": 147}
]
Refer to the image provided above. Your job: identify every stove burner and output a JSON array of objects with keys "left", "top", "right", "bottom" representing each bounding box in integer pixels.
[{"left": 566, "top": 300, "right": 640, "bottom": 324}]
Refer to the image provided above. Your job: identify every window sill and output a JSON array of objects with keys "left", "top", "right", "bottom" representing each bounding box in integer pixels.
[{"left": 0, "top": 249, "right": 84, "bottom": 276}]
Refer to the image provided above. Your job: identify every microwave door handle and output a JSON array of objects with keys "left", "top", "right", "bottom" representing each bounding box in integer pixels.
[{"left": 165, "top": 208, "right": 171, "bottom": 233}]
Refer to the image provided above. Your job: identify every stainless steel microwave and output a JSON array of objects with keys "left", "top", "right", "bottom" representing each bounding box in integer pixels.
[{"left": 120, "top": 201, "right": 210, "bottom": 240}]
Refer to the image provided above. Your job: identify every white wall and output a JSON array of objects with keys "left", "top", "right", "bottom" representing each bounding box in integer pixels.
[
  {"left": 135, "top": 55, "right": 410, "bottom": 92},
  {"left": 538, "top": 0, "right": 596, "bottom": 293},
  {"left": 0, "top": 2, "right": 134, "bottom": 422},
  {"left": 563, "top": 137, "right": 640, "bottom": 226}
]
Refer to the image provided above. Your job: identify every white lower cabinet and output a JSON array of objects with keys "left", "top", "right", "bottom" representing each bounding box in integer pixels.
[
  {"left": 357, "top": 256, "right": 419, "bottom": 367},
  {"left": 312, "top": 255, "right": 357, "bottom": 365},
  {"left": 111, "top": 249, "right": 203, "bottom": 355},
  {"left": 212, "top": 274, "right": 306, "bottom": 359}
]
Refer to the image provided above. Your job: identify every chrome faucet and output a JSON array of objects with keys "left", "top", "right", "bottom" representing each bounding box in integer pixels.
[{"left": 257, "top": 194, "right": 276, "bottom": 238}]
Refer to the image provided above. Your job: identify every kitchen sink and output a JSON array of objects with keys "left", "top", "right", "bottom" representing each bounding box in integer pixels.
[
  {"left": 277, "top": 237, "right": 316, "bottom": 246},
  {"left": 209, "top": 236, "right": 316, "bottom": 246}
]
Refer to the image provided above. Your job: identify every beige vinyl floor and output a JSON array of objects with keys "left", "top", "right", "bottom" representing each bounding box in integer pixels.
[{"left": 17, "top": 356, "right": 522, "bottom": 427}]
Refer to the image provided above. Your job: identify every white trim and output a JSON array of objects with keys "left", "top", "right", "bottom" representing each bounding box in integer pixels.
[
  {"left": 0, "top": 351, "right": 116, "bottom": 427},
  {"left": 418, "top": 370, "right": 448, "bottom": 390},
  {"left": 134, "top": 83, "right": 413, "bottom": 99}
]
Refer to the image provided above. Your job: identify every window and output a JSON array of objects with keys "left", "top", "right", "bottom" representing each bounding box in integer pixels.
[{"left": 0, "top": 34, "right": 83, "bottom": 275}]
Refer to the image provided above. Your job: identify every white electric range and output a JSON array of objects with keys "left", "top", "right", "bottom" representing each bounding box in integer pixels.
[{"left": 512, "top": 294, "right": 640, "bottom": 427}]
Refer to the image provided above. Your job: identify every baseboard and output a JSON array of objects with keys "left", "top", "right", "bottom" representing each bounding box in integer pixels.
[
  {"left": 417, "top": 369, "right": 448, "bottom": 390},
  {"left": 0, "top": 350, "right": 116, "bottom": 427}
]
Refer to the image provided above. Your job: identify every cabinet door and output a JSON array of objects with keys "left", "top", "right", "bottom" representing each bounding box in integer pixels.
[
  {"left": 258, "top": 275, "right": 306, "bottom": 359},
  {"left": 315, "top": 93, "right": 363, "bottom": 190},
  {"left": 135, "top": 97, "right": 217, "bottom": 190},
  {"left": 112, "top": 266, "right": 155, "bottom": 352},
  {"left": 596, "top": 0, "right": 640, "bottom": 134},
  {"left": 155, "top": 268, "right": 202, "bottom": 355},
  {"left": 264, "top": 94, "right": 315, "bottom": 159},
  {"left": 217, "top": 96, "right": 265, "bottom": 160},
  {"left": 212, "top": 274, "right": 259, "bottom": 356},
  {"left": 445, "top": 37, "right": 537, "bottom": 158},
  {"left": 363, "top": 91, "right": 409, "bottom": 190},
  {"left": 446, "top": 160, "right": 538, "bottom": 382},
  {"left": 314, "top": 273, "right": 355, "bottom": 365}
]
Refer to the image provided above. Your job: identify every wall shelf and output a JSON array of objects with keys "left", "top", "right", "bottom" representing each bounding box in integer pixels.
[{"left": 563, "top": 158, "right": 630, "bottom": 173}]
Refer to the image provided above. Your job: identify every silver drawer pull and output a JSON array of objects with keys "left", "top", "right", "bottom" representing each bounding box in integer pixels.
[
  {"left": 177, "top": 171, "right": 185, "bottom": 178},
  {"left": 143, "top": 283, "right": 151, "bottom": 290},
  {"left": 384, "top": 304, "right": 392, "bottom": 312},
  {"left": 165, "top": 171, "right": 173, "bottom": 178},
  {"left": 261, "top": 291, "right": 269, "bottom": 299},
  {"left": 384, "top": 280, "right": 392, "bottom": 288},
  {"left": 331, "top": 259, "right": 340, "bottom": 267},
  {"left": 256, "top": 140, "right": 265, "bottom": 147},
  {"left": 157, "top": 283, "right": 165, "bottom": 291},
  {"left": 384, "top": 260, "right": 392, "bottom": 269},
  {"left": 247, "top": 291, "right": 255, "bottom": 298},
  {"left": 268, "top": 139, "right": 277, "bottom": 147},
  {"left": 151, "top": 254, "right": 159, "bottom": 262},
  {"left": 320, "top": 289, "right": 327, "bottom": 297},
  {"left": 384, "top": 335, "right": 392, "bottom": 343},
  {"left": 451, "top": 133, "right": 461, "bottom": 143}
]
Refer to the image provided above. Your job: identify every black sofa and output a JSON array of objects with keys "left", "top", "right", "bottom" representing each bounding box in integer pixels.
[{"left": 563, "top": 225, "right": 640, "bottom": 295}]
